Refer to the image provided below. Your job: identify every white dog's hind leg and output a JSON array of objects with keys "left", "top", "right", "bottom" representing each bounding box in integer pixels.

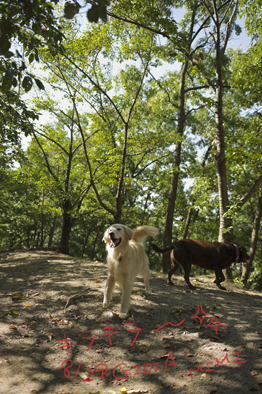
[
  {"left": 143, "top": 274, "right": 151, "bottom": 294},
  {"left": 119, "top": 279, "right": 133, "bottom": 319},
  {"left": 103, "top": 275, "right": 115, "bottom": 308},
  {"left": 140, "top": 263, "right": 151, "bottom": 294}
]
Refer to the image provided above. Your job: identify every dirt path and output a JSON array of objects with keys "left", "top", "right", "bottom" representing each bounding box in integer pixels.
[{"left": 0, "top": 250, "right": 262, "bottom": 394}]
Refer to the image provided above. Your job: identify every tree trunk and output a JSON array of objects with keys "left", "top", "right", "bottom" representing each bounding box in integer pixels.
[
  {"left": 35, "top": 231, "right": 40, "bottom": 248},
  {"left": 48, "top": 216, "right": 57, "bottom": 248},
  {"left": 214, "top": 45, "right": 232, "bottom": 243},
  {"left": 81, "top": 226, "right": 93, "bottom": 257},
  {"left": 162, "top": 61, "right": 188, "bottom": 273},
  {"left": 242, "top": 195, "right": 262, "bottom": 286},
  {"left": 183, "top": 146, "right": 212, "bottom": 235},
  {"left": 213, "top": 20, "right": 233, "bottom": 280},
  {"left": 183, "top": 199, "right": 195, "bottom": 239},
  {"left": 90, "top": 221, "right": 104, "bottom": 260},
  {"left": 39, "top": 190, "right": 45, "bottom": 248},
  {"left": 27, "top": 229, "right": 30, "bottom": 248},
  {"left": 60, "top": 200, "right": 73, "bottom": 255}
]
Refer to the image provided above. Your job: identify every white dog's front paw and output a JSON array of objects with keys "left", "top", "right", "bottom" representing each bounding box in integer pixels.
[
  {"left": 103, "top": 300, "right": 109, "bottom": 309},
  {"left": 119, "top": 312, "right": 129, "bottom": 319}
]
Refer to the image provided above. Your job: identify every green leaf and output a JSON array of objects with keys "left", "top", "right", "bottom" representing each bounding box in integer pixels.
[
  {"left": 1, "top": 70, "right": 13, "bottom": 92},
  {"left": 98, "top": 4, "right": 107, "bottom": 22},
  {"left": 64, "top": 1, "right": 80, "bottom": 19},
  {"left": 12, "top": 77, "right": 17, "bottom": 87},
  {"left": 22, "top": 76, "right": 33, "bottom": 92},
  {"left": 35, "top": 78, "right": 45, "bottom": 90},
  {"left": 29, "top": 53, "right": 35, "bottom": 63},
  {"left": 0, "top": 38, "right": 11, "bottom": 54},
  {"left": 2, "top": 310, "right": 19, "bottom": 316},
  {"left": 87, "top": 5, "right": 99, "bottom": 23},
  {"left": 5, "top": 50, "right": 14, "bottom": 58}
]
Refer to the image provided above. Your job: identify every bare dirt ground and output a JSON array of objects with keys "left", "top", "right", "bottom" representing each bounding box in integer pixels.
[{"left": 0, "top": 249, "right": 262, "bottom": 394}]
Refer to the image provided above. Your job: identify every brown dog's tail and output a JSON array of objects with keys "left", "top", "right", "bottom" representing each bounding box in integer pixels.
[{"left": 151, "top": 243, "right": 174, "bottom": 253}]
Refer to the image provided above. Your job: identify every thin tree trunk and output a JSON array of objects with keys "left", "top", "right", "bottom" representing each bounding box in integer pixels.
[
  {"left": 214, "top": 26, "right": 232, "bottom": 244},
  {"left": 60, "top": 200, "right": 73, "bottom": 255},
  {"left": 48, "top": 216, "right": 57, "bottom": 248},
  {"left": 90, "top": 221, "right": 104, "bottom": 260},
  {"left": 115, "top": 124, "right": 128, "bottom": 223},
  {"left": 242, "top": 195, "right": 262, "bottom": 287},
  {"left": 183, "top": 199, "right": 195, "bottom": 239},
  {"left": 162, "top": 61, "right": 188, "bottom": 273},
  {"left": 35, "top": 231, "right": 40, "bottom": 248},
  {"left": 183, "top": 146, "right": 212, "bottom": 237},
  {"left": 39, "top": 190, "right": 45, "bottom": 248},
  {"left": 81, "top": 227, "right": 93, "bottom": 257}
]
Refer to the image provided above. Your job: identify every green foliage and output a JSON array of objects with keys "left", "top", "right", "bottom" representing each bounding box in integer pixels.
[
  {"left": 0, "top": 0, "right": 65, "bottom": 94},
  {"left": 64, "top": 0, "right": 109, "bottom": 23},
  {"left": 1, "top": 2, "right": 262, "bottom": 290}
]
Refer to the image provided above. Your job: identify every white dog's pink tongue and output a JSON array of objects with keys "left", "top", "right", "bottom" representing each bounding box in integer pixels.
[{"left": 110, "top": 240, "right": 117, "bottom": 248}]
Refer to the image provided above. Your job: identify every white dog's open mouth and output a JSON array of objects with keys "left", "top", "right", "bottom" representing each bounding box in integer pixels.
[{"left": 110, "top": 238, "right": 121, "bottom": 248}]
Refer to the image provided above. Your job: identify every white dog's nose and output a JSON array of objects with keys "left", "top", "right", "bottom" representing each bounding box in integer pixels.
[{"left": 109, "top": 231, "right": 115, "bottom": 239}]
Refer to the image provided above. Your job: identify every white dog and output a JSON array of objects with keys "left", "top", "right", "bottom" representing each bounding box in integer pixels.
[{"left": 103, "top": 224, "right": 158, "bottom": 318}]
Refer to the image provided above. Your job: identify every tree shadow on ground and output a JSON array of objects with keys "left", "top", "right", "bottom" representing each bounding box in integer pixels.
[{"left": 0, "top": 250, "right": 261, "bottom": 394}]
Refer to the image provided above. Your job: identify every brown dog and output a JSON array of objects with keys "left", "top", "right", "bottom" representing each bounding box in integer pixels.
[{"left": 151, "top": 239, "right": 249, "bottom": 290}]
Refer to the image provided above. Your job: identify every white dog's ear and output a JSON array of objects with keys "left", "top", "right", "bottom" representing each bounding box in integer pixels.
[
  {"left": 123, "top": 226, "right": 133, "bottom": 240},
  {"left": 103, "top": 229, "right": 109, "bottom": 243}
]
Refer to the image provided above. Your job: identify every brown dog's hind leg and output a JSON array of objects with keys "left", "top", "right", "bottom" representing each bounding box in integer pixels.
[
  {"left": 179, "top": 260, "right": 196, "bottom": 289},
  {"left": 167, "top": 262, "right": 180, "bottom": 285},
  {"left": 184, "top": 273, "right": 196, "bottom": 290}
]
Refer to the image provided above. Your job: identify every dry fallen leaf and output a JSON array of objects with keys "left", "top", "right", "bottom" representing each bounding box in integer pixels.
[
  {"left": 180, "top": 372, "right": 191, "bottom": 378},
  {"left": 9, "top": 326, "right": 17, "bottom": 330},
  {"left": 184, "top": 352, "right": 193, "bottom": 357},
  {"left": 30, "top": 292, "right": 40, "bottom": 297},
  {"left": 139, "top": 345, "right": 149, "bottom": 353},
  {"left": 161, "top": 335, "right": 173, "bottom": 340},
  {"left": 126, "top": 391, "right": 148, "bottom": 394},
  {"left": 160, "top": 352, "right": 170, "bottom": 358}
]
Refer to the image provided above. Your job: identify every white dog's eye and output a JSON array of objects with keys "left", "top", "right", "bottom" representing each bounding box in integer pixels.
[{"left": 117, "top": 228, "right": 121, "bottom": 231}]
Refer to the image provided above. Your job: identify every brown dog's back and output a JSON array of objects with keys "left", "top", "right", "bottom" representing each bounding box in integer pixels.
[{"left": 152, "top": 239, "right": 249, "bottom": 290}]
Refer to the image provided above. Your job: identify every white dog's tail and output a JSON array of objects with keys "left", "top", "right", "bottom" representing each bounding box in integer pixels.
[{"left": 132, "top": 226, "right": 159, "bottom": 245}]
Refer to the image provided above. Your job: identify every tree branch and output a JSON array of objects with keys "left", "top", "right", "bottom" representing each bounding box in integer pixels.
[
  {"left": 234, "top": 173, "right": 262, "bottom": 212},
  {"left": 34, "top": 129, "right": 69, "bottom": 156},
  {"left": 33, "top": 131, "right": 59, "bottom": 182},
  {"left": 71, "top": 96, "right": 116, "bottom": 217},
  {"left": 221, "top": 0, "right": 238, "bottom": 56},
  {"left": 63, "top": 53, "right": 126, "bottom": 126}
]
